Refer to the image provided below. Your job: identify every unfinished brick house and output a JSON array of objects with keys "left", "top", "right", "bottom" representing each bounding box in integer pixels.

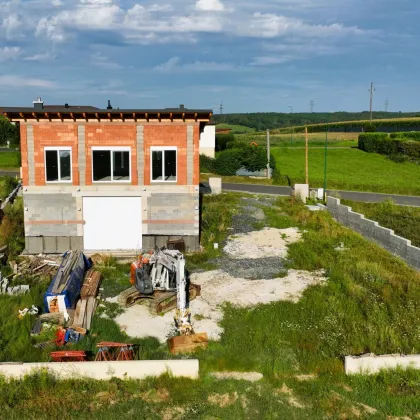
[{"left": 1, "top": 99, "right": 213, "bottom": 254}]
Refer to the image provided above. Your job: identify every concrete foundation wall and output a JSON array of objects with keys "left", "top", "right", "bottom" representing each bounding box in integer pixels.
[
  {"left": 0, "top": 359, "right": 199, "bottom": 380},
  {"left": 345, "top": 354, "right": 420, "bottom": 375},
  {"left": 23, "top": 185, "right": 200, "bottom": 254},
  {"left": 327, "top": 197, "right": 420, "bottom": 270}
]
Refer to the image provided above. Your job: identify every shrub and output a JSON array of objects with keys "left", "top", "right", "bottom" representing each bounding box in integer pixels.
[
  {"left": 398, "top": 141, "right": 420, "bottom": 159},
  {"left": 387, "top": 154, "right": 409, "bottom": 163},
  {"left": 216, "top": 133, "right": 235, "bottom": 151},
  {"left": 241, "top": 145, "right": 268, "bottom": 172},
  {"left": 0, "top": 197, "right": 25, "bottom": 257},
  {"left": 363, "top": 122, "right": 377, "bottom": 132},
  {"left": 358, "top": 133, "right": 388, "bottom": 152},
  {"left": 390, "top": 132, "right": 420, "bottom": 141},
  {"left": 212, "top": 149, "right": 243, "bottom": 176},
  {"left": 0, "top": 176, "right": 19, "bottom": 201},
  {"left": 199, "top": 154, "right": 215, "bottom": 173}
]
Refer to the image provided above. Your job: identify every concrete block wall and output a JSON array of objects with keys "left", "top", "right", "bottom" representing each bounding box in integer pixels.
[
  {"left": 327, "top": 197, "right": 420, "bottom": 270},
  {"left": 345, "top": 354, "right": 420, "bottom": 375}
]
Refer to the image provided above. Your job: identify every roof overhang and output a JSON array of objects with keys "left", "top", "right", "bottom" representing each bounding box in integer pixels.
[{"left": 0, "top": 108, "right": 213, "bottom": 123}]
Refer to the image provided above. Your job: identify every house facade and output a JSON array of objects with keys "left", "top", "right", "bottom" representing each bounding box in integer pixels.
[{"left": 1, "top": 100, "right": 212, "bottom": 254}]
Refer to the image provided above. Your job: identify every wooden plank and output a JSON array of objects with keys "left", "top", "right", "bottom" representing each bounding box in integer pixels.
[
  {"left": 167, "top": 333, "right": 208, "bottom": 355},
  {"left": 74, "top": 299, "right": 87, "bottom": 328}
]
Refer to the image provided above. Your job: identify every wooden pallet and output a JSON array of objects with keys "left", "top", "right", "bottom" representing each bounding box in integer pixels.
[
  {"left": 71, "top": 296, "right": 97, "bottom": 334},
  {"left": 81, "top": 270, "right": 102, "bottom": 298}
]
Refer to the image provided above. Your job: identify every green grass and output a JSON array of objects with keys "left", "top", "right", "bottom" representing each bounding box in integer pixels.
[
  {"left": 0, "top": 151, "right": 20, "bottom": 170},
  {"left": 2, "top": 196, "right": 420, "bottom": 417},
  {"left": 341, "top": 199, "right": 420, "bottom": 247},
  {"left": 216, "top": 123, "right": 255, "bottom": 134},
  {"left": 272, "top": 147, "right": 420, "bottom": 195}
]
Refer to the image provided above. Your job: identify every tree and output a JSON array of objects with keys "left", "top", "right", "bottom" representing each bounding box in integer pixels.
[{"left": 0, "top": 116, "right": 19, "bottom": 146}]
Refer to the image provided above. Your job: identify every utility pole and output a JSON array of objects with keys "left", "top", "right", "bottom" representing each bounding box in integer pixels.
[
  {"left": 310, "top": 100, "right": 314, "bottom": 113},
  {"left": 305, "top": 126, "right": 309, "bottom": 185},
  {"left": 288, "top": 105, "right": 293, "bottom": 145},
  {"left": 385, "top": 98, "right": 389, "bottom": 112},
  {"left": 323, "top": 123, "right": 328, "bottom": 202},
  {"left": 369, "top": 82, "right": 375, "bottom": 122},
  {"left": 266, "top": 129, "right": 271, "bottom": 180},
  {"left": 219, "top": 101, "right": 224, "bottom": 115}
]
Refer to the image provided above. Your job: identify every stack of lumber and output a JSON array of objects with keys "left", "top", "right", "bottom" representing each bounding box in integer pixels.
[
  {"left": 52, "top": 251, "right": 80, "bottom": 294},
  {"left": 71, "top": 270, "right": 102, "bottom": 334},
  {"left": 6, "top": 257, "right": 60, "bottom": 281}
]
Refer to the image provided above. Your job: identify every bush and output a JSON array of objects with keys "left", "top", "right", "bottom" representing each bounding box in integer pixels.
[
  {"left": 199, "top": 154, "right": 215, "bottom": 173},
  {"left": 0, "top": 176, "right": 19, "bottom": 201},
  {"left": 363, "top": 122, "right": 377, "bottom": 132},
  {"left": 241, "top": 145, "right": 268, "bottom": 172},
  {"left": 0, "top": 197, "right": 25, "bottom": 257},
  {"left": 212, "top": 149, "right": 243, "bottom": 176},
  {"left": 387, "top": 154, "right": 409, "bottom": 163},
  {"left": 358, "top": 133, "right": 388, "bottom": 152},
  {"left": 216, "top": 133, "right": 235, "bottom": 151},
  {"left": 390, "top": 132, "right": 420, "bottom": 141},
  {"left": 398, "top": 141, "right": 420, "bottom": 159}
]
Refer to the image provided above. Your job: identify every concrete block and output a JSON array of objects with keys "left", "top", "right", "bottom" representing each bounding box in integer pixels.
[
  {"left": 0, "top": 360, "right": 199, "bottom": 380},
  {"left": 294, "top": 184, "right": 309, "bottom": 202},
  {"left": 142, "top": 236, "right": 156, "bottom": 250},
  {"left": 327, "top": 197, "right": 340, "bottom": 208},
  {"left": 43, "top": 237, "right": 57, "bottom": 254},
  {"left": 345, "top": 354, "right": 420, "bottom": 375},
  {"left": 27, "top": 237, "right": 43, "bottom": 254},
  {"left": 209, "top": 177, "right": 222, "bottom": 195},
  {"left": 70, "top": 236, "right": 83, "bottom": 251},
  {"left": 155, "top": 236, "right": 169, "bottom": 248},
  {"left": 57, "top": 237, "right": 70, "bottom": 253}
]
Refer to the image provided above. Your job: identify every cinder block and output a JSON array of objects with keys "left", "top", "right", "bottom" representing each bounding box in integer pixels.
[
  {"left": 70, "top": 236, "right": 83, "bottom": 251},
  {"left": 57, "top": 237, "right": 70, "bottom": 253},
  {"left": 27, "top": 237, "right": 43, "bottom": 254},
  {"left": 155, "top": 236, "right": 169, "bottom": 248},
  {"left": 43, "top": 237, "right": 57, "bottom": 254},
  {"left": 209, "top": 178, "right": 222, "bottom": 195},
  {"left": 294, "top": 184, "right": 309, "bottom": 201}
]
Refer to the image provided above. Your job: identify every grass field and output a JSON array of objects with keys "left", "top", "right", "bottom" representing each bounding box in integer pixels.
[
  {"left": 216, "top": 123, "right": 256, "bottom": 134},
  {"left": 2, "top": 194, "right": 420, "bottom": 418},
  {"left": 342, "top": 199, "right": 420, "bottom": 247},
  {"left": 236, "top": 132, "right": 358, "bottom": 148},
  {"left": 272, "top": 147, "right": 420, "bottom": 195},
  {"left": 0, "top": 151, "right": 20, "bottom": 170}
]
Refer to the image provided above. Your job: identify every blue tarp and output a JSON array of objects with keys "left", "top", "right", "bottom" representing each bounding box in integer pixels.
[{"left": 43, "top": 251, "right": 92, "bottom": 313}]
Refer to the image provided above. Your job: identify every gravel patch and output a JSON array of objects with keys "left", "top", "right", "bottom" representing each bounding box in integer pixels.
[
  {"left": 217, "top": 257, "right": 286, "bottom": 280},
  {"left": 210, "top": 372, "right": 263, "bottom": 382}
]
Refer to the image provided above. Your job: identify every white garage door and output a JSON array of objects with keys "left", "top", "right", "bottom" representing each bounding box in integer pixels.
[{"left": 83, "top": 197, "right": 142, "bottom": 251}]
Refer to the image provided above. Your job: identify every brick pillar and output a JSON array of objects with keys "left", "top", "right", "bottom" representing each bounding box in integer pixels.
[
  {"left": 27, "top": 125, "right": 35, "bottom": 186},
  {"left": 78, "top": 125, "right": 86, "bottom": 186},
  {"left": 187, "top": 125, "right": 194, "bottom": 185},
  {"left": 137, "top": 125, "right": 144, "bottom": 185}
]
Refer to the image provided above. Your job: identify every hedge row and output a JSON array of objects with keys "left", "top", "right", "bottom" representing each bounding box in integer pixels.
[
  {"left": 358, "top": 133, "right": 420, "bottom": 160},
  {"left": 200, "top": 145, "right": 276, "bottom": 176},
  {"left": 280, "top": 118, "right": 420, "bottom": 134},
  {"left": 390, "top": 132, "right": 420, "bottom": 141}
]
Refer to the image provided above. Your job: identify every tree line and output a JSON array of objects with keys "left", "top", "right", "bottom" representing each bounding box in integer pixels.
[{"left": 212, "top": 111, "right": 420, "bottom": 131}]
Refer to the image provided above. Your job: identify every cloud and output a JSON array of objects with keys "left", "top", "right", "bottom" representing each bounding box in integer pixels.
[
  {"left": 91, "top": 52, "right": 123, "bottom": 69},
  {"left": 196, "top": 0, "right": 225, "bottom": 11},
  {"left": 0, "top": 47, "right": 21, "bottom": 62},
  {"left": 51, "top": 0, "right": 63, "bottom": 5},
  {"left": 0, "top": 75, "right": 54, "bottom": 88},
  {"left": 154, "top": 57, "right": 238, "bottom": 72},
  {"left": 24, "top": 52, "right": 53, "bottom": 61},
  {"left": 2, "top": 14, "right": 22, "bottom": 39}
]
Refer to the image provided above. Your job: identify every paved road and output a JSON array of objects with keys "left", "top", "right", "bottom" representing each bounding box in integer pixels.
[
  {"left": 0, "top": 170, "right": 19, "bottom": 177},
  {"left": 202, "top": 182, "right": 420, "bottom": 206}
]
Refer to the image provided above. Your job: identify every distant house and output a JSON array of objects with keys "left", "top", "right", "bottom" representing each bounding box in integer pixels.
[{"left": 1, "top": 98, "right": 213, "bottom": 254}]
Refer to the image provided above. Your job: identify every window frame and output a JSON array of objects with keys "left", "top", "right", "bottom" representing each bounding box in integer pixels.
[
  {"left": 150, "top": 146, "right": 178, "bottom": 183},
  {"left": 91, "top": 146, "right": 132, "bottom": 183},
  {"left": 44, "top": 146, "right": 73, "bottom": 184}
]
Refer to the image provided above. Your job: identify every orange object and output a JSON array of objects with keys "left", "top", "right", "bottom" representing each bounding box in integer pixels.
[
  {"left": 50, "top": 350, "right": 87, "bottom": 362},
  {"left": 130, "top": 261, "right": 141, "bottom": 285}
]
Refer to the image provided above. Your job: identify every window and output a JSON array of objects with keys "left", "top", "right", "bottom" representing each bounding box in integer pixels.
[
  {"left": 151, "top": 147, "right": 177, "bottom": 182},
  {"left": 92, "top": 147, "right": 131, "bottom": 182},
  {"left": 45, "top": 147, "right": 72, "bottom": 182}
]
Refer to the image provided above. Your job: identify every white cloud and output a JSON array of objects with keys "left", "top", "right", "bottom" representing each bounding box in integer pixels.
[
  {"left": 154, "top": 56, "right": 238, "bottom": 72},
  {"left": 2, "top": 14, "right": 22, "bottom": 39},
  {"left": 0, "top": 75, "right": 54, "bottom": 88},
  {"left": 91, "top": 52, "right": 123, "bottom": 69},
  {"left": 196, "top": 0, "right": 225, "bottom": 11},
  {"left": 24, "top": 52, "right": 53, "bottom": 61},
  {"left": 52, "top": 0, "right": 63, "bottom": 5},
  {"left": 0, "top": 46, "right": 21, "bottom": 62}
]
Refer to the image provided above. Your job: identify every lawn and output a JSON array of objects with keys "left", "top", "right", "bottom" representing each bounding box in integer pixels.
[
  {"left": 341, "top": 199, "right": 420, "bottom": 247},
  {"left": 272, "top": 147, "right": 420, "bottom": 195},
  {"left": 2, "top": 195, "right": 420, "bottom": 418},
  {"left": 0, "top": 151, "right": 20, "bottom": 170}
]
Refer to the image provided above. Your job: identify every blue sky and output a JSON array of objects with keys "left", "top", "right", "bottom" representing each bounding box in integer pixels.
[{"left": 1, "top": 0, "right": 419, "bottom": 113}]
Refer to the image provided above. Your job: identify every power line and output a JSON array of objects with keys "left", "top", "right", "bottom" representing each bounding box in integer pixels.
[
  {"left": 385, "top": 98, "right": 389, "bottom": 112},
  {"left": 310, "top": 100, "right": 315, "bottom": 113},
  {"left": 219, "top": 101, "right": 224, "bottom": 115}
]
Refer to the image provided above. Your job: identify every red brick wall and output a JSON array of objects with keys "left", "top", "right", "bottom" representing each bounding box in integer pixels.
[
  {"left": 193, "top": 125, "right": 200, "bottom": 185},
  {"left": 143, "top": 125, "right": 188, "bottom": 185},
  {"left": 20, "top": 124, "right": 28, "bottom": 186},
  {"left": 85, "top": 125, "right": 137, "bottom": 185},
  {"left": 33, "top": 124, "right": 79, "bottom": 186}
]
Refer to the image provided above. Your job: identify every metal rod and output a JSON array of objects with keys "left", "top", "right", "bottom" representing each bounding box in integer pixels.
[
  {"left": 267, "top": 129, "right": 271, "bottom": 180},
  {"left": 323, "top": 123, "right": 328, "bottom": 202}
]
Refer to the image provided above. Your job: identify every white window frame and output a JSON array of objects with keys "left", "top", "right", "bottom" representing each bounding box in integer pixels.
[
  {"left": 44, "top": 146, "right": 72, "bottom": 183},
  {"left": 150, "top": 146, "right": 178, "bottom": 183},
  {"left": 91, "top": 146, "right": 131, "bottom": 183}
]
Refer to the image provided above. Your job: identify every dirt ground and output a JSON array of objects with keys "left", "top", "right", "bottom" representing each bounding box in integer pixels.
[{"left": 114, "top": 224, "right": 326, "bottom": 343}]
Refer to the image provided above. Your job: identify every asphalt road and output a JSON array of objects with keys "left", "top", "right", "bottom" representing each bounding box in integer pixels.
[
  {"left": 201, "top": 182, "right": 420, "bottom": 206},
  {"left": 0, "top": 170, "right": 19, "bottom": 177}
]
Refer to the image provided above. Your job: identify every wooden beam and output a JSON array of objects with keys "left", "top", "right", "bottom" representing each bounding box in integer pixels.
[
  {"left": 45, "top": 112, "right": 51, "bottom": 122},
  {"left": 209, "top": 112, "right": 213, "bottom": 119},
  {"left": 108, "top": 112, "right": 112, "bottom": 122},
  {"left": 145, "top": 112, "right": 149, "bottom": 122},
  {"left": 182, "top": 112, "right": 185, "bottom": 122},
  {"left": 57, "top": 113, "right": 63, "bottom": 122},
  {"left": 194, "top": 112, "right": 198, "bottom": 122},
  {"left": 95, "top": 112, "right": 100, "bottom": 122},
  {"left": 82, "top": 112, "right": 88, "bottom": 122},
  {"left": 19, "top": 112, "right": 27, "bottom": 122},
  {"left": 133, "top": 112, "right": 137, "bottom": 122},
  {"left": 70, "top": 112, "right": 76, "bottom": 121},
  {"left": 120, "top": 112, "right": 125, "bottom": 122},
  {"left": 158, "top": 112, "right": 161, "bottom": 122},
  {"left": 32, "top": 112, "right": 39, "bottom": 122},
  {"left": 170, "top": 112, "right": 173, "bottom": 122}
]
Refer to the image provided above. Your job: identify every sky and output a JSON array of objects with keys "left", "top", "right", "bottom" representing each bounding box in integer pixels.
[{"left": 0, "top": 0, "right": 419, "bottom": 113}]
